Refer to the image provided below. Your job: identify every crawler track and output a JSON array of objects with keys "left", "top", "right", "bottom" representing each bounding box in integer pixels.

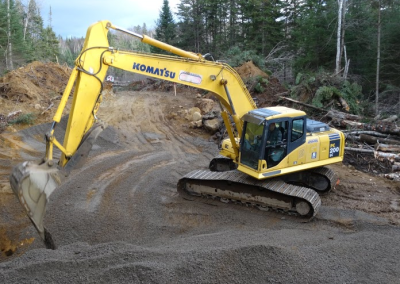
[
  {"left": 178, "top": 169, "right": 322, "bottom": 218},
  {"left": 309, "top": 167, "right": 338, "bottom": 193}
]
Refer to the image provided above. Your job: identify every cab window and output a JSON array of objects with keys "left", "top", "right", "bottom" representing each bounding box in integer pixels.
[
  {"left": 291, "top": 119, "right": 304, "bottom": 142},
  {"left": 240, "top": 122, "right": 265, "bottom": 170}
]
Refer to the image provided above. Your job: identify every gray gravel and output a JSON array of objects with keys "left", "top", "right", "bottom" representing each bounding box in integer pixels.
[{"left": 1, "top": 92, "right": 399, "bottom": 283}]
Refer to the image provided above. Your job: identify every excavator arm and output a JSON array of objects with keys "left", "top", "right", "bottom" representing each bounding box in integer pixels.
[{"left": 10, "top": 20, "right": 256, "bottom": 246}]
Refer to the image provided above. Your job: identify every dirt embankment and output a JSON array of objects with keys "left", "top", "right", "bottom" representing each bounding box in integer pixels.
[{"left": 0, "top": 61, "right": 72, "bottom": 132}]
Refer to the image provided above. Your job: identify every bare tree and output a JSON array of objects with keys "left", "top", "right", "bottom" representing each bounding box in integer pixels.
[
  {"left": 22, "top": 0, "right": 32, "bottom": 40},
  {"left": 375, "top": 0, "right": 382, "bottom": 116},
  {"left": 6, "top": 0, "right": 14, "bottom": 70},
  {"left": 335, "top": 0, "right": 344, "bottom": 75}
]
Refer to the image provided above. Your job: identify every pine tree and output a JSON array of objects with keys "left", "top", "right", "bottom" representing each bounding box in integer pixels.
[
  {"left": 289, "top": 0, "right": 337, "bottom": 73},
  {"left": 153, "top": 0, "right": 176, "bottom": 53},
  {"left": 0, "top": 0, "right": 26, "bottom": 72},
  {"left": 176, "top": 0, "right": 205, "bottom": 53}
]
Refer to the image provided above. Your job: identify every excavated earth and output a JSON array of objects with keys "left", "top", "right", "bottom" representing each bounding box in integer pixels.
[{"left": 0, "top": 62, "right": 399, "bottom": 283}]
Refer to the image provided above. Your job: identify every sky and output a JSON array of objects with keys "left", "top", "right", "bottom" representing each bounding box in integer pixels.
[{"left": 40, "top": 0, "right": 181, "bottom": 38}]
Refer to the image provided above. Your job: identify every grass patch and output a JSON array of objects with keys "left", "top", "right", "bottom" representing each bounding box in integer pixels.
[{"left": 8, "top": 113, "right": 36, "bottom": 125}]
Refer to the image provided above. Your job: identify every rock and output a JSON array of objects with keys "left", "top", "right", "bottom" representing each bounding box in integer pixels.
[
  {"left": 34, "top": 104, "right": 42, "bottom": 110},
  {"left": 189, "top": 120, "right": 203, "bottom": 128},
  {"left": 192, "top": 111, "right": 202, "bottom": 121},
  {"left": 186, "top": 107, "right": 201, "bottom": 121},
  {"left": 188, "top": 107, "right": 201, "bottom": 115},
  {"left": 203, "top": 118, "right": 221, "bottom": 133},
  {"left": 195, "top": 99, "right": 214, "bottom": 114}
]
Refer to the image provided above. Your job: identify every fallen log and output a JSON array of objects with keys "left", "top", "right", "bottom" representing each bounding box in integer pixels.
[
  {"left": 326, "top": 109, "right": 360, "bottom": 121},
  {"left": 337, "top": 96, "right": 350, "bottom": 112},
  {"left": 384, "top": 173, "right": 400, "bottom": 181},
  {"left": 359, "top": 134, "right": 400, "bottom": 145},
  {"left": 339, "top": 120, "right": 400, "bottom": 135},
  {"left": 344, "top": 147, "right": 374, "bottom": 154},
  {"left": 278, "top": 96, "right": 326, "bottom": 112},
  {"left": 364, "top": 123, "right": 400, "bottom": 135},
  {"left": 345, "top": 147, "right": 400, "bottom": 161},
  {"left": 344, "top": 134, "right": 361, "bottom": 142},
  {"left": 374, "top": 151, "right": 400, "bottom": 163},
  {"left": 334, "top": 119, "right": 363, "bottom": 128},
  {"left": 343, "top": 130, "right": 388, "bottom": 138},
  {"left": 375, "top": 143, "right": 400, "bottom": 153}
]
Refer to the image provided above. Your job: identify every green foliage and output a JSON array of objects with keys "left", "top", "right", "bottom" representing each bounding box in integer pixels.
[
  {"left": 254, "top": 76, "right": 269, "bottom": 93},
  {"left": 339, "top": 80, "right": 363, "bottom": 114},
  {"left": 8, "top": 113, "right": 36, "bottom": 125},
  {"left": 0, "top": 0, "right": 60, "bottom": 71},
  {"left": 58, "top": 37, "right": 84, "bottom": 67},
  {"left": 291, "top": 72, "right": 316, "bottom": 99},
  {"left": 291, "top": 70, "right": 362, "bottom": 114},
  {"left": 225, "top": 46, "right": 265, "bottom": 70},
  {"left": 153, "top": 0, "right": 176, "bottom": 54},
  {"left": 31, "top": 26, "right": 59, "bottom": 62},
  {"left": 294, "top": 72, "right": 315, "bottom": 86},
  {"left": 0, "top": 0, "right": 28, "bottom": 70},
  {"left": 295, "top": 73, "right": 302, "bottom": 85},
  {"left": 312, "top": 81, "right": 362, "bottom": 114},
  {"left": 312, "top": 86, "right": 342, "bottom": 108},
  {"left": 290, "top": 0, "right": 338, "bottom": 73}
]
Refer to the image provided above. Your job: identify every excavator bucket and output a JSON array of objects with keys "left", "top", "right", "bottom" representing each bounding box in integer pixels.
[
  {"left": 9, "top": 122, "right": 105, "bottom": 249},
  {"left": 10, "top": 160, "right": 64, "bottom": 249}
]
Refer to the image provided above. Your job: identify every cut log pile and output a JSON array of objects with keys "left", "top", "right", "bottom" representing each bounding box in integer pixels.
[{"left": 327, "top": 109, "right": 400, "bottom": 181}]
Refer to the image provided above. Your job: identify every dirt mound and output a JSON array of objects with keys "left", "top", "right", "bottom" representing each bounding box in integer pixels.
[
  {"left": 235, "top": 61, "right": 287, "bottom": 108},
  {"left": 0, "top": 61, "right": 71, "bottom": 102},
  {"left": 0, "top": 62, "right": 72, "bottom": 132},
  {"left": 235, "top": 61, "right": 269, "bottom": 79}
]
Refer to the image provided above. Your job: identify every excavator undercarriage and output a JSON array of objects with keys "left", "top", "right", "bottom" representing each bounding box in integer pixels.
[{"left": 178, "top": 164, "right": 337, "bottom": 218}]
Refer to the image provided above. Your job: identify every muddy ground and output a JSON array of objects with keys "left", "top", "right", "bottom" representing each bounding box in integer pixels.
[{"left": 0, "top": 62, "right": 399, "bottom": 283}]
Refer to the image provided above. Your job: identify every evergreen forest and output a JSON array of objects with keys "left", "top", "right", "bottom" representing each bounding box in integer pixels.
[{"left": 1, "top": 0, "right": 399, "bottom": 116}]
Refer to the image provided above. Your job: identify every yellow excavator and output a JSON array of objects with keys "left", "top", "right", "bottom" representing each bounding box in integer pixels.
[{"left": 10, "top": 21, "right": 344, "bottom": 248}]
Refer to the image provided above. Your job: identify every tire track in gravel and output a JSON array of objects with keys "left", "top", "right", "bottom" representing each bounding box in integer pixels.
[{"left": 39, "top": 90, "right": 220, "bottom": 247}]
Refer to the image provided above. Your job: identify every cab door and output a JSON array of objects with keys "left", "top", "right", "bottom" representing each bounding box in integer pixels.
[{"left": 287, "top": 116, "right": 307, "bottom": 166}]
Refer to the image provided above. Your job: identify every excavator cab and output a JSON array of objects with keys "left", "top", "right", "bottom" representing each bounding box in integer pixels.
[
  {"left": 239, "top": 108, "right": 292, "bottom": 171},
  {"left": 238, "top": 107, "right": 310, "bottom": 177}
]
